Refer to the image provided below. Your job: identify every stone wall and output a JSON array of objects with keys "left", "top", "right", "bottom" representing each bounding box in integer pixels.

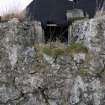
[
  {"left": 67, "top": 15, "right": 105, "bottom": 105},
  {"left": 70, "top": 16, "right": 105, "bottom": 73},
  {"left": 0, "top": 20, "right": 44, "bottom": 105},
  {"left": 0, "top": 16, "right": 105, "bottom": 105}
]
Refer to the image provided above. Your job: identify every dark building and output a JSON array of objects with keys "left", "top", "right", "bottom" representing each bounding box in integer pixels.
[
  {"left": 27, "top": 0, "right": 97, "bottom": 26},
  {"left": 44, "top": 21, "right": 68, "bottom": 42},
  {"left": 26, "top": 0, "right": 97, "bottom": 42}
]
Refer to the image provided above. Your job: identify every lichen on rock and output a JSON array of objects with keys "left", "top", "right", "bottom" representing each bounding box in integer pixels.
[{"left": 0, "top": 16, "right": 105, "bottom": 105}]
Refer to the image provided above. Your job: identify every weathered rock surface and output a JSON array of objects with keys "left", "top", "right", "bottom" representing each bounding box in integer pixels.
[
  {"left": 0, "top": 16, "right": 105, "bottom": 105},
  {"left": 66, "top": 9, "right": 85, "bottom": 22}
]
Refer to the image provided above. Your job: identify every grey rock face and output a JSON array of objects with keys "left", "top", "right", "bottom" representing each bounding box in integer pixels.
[
  {"left": 67, "top": 15, "right": 105, "bottom": 105},
  {"left": 70, "top": 16, "right": 105, "bottom": 73},
  {"left": 0, "top": 21, "right": 44, "bottom": 105},
  {"left": 0, "top": 16, "right": 105, "bottom": 105},
  {"left": 66, "top": 9, "right": 85, "bottom": 22}
]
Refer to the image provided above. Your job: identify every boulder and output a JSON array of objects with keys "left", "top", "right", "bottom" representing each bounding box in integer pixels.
[{"left": 66, "top": 9, "right": 85, "bottom": 22}]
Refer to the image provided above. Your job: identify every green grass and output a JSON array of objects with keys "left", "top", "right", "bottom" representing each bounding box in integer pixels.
[
  {"left": 43, "top": 47, "right": 65, "bottom": 57},
  {"left": 34, "top": 42, "right": 88, "bottom": 58},
  {"left": 42, "top": 42, "right": 88, "bottom": 56},
  {"left": 70, "top": 17, "right": 86, "bottom": 23},
  {"left": 43, "top": 47, "right": 52, "bottom": 56},
  {"left": 66, "top": 42, "right": 88, "bottom": 54},
  {"left": 79, "top": 69, "right": 89, "bottom": 76}
]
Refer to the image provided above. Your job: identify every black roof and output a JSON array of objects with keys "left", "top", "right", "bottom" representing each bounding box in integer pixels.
[{"left": 27, "top": 0, "right": 96, "bottom": 25}]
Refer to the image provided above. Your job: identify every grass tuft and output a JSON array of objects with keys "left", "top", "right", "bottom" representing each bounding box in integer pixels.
[
  {"left": 34, "top": 42, "right": 88, "bottom": 58},
  {"left": 0, "top": 10, "right": 26, "bottom": 22},
  {"left": 66, "top": 42, "right": 88, "bottom": 54},
  {"left": 79, "top": 69, "right": 89, "bottom": 76},
  {"left": 43, "top": 47, "right": 65, "bottom": 57}
]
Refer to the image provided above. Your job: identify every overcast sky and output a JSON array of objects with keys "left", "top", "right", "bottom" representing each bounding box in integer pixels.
[{"left": 0, "top": 0, "right": 33, "bottom": 16}]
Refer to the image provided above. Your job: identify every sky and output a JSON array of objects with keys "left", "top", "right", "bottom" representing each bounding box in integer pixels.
[{"left": 0, "top": 0, "right": 33, "bottom": 16}]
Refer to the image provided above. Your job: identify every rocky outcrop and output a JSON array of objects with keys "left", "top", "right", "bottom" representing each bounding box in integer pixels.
[
  {"left": 66, "top": 9, "right": 85, "bottom": 22},
  {"left": 0, "top": 20, "right": 44, "bottom": 105},
  {"left": 68, "top": 15, "right": 105, "bottom": 105},
  {"left": 71, "top": 15, "right": 105, "bottom": 74},
  {"left": 0, "top": 16, "right": 105, "bottom": 105}
]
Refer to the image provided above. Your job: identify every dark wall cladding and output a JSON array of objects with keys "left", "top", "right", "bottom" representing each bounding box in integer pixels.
[{"left": 27, "top": 0, "right": 96, "bottom": 25}]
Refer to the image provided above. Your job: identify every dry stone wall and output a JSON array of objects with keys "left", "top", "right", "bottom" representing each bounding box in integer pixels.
[{"left": 0, "top": 17, "right": 105, "bottom": 105}]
